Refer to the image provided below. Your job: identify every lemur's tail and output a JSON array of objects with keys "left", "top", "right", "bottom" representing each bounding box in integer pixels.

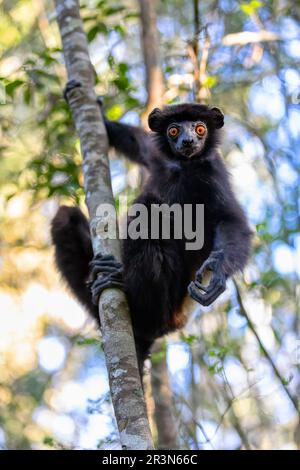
[{"left": 51, "top": 206, "right": 98, "bottom": 319}]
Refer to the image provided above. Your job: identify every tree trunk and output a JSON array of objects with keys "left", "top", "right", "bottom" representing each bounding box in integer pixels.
[
  {"left": 54, "top": 0, "right": 153, "bottom": 450},
  {"left": 188, "top": 0, "right": 210, "bottom": 104},
  {"left": 138, "top": 0, "right": 164, "bottom": 125},
  {"left": 151, "top": 339, "right": 179, "bottom": 449}
]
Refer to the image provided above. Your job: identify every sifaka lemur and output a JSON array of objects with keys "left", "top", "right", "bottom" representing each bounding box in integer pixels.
[{"left": 51, "top": 86, "right": 252, "bottom": 374}]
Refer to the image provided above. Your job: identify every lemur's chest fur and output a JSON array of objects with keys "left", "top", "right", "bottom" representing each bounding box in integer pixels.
[{"left": 150, "top": 159, "right": 218, "bottom": 211}]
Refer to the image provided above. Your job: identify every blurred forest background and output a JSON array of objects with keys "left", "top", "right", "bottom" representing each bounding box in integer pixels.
[{"left": 0, "top": 0, "right": 300, "bottom": 450}]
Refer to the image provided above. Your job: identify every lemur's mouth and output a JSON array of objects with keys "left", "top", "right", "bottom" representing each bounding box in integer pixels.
[{"left": 180, "top": 147, "right": 195, "bottom": 157}]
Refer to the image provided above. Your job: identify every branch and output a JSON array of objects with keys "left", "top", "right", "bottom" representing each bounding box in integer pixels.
[
  {"left": 54, "top": 0, "right": 153, "bottom": 450},
  {"left": 234, "top": 279, "right": 300, "bottom": 418},
  {"left": 222, "top": 30, "right": 279, "bottom": 46}
]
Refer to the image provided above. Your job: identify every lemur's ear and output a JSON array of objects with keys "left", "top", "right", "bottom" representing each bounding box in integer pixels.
[
  {"left": 210, "top": 107, "right": 224, "bottom": 129},
  {"left": 148, "top": 107, "right": 164, "bottom": 132}
]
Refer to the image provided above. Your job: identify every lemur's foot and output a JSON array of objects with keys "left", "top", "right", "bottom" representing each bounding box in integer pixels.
[
  {"left": 63, "top": 79, "right": 82, "bottom": 102},
  {"left": 188, "top": 249, "right": 226, "bottom": 306},
  {"left": 87, "top": 253, "right": 124, "bottom": 305}
]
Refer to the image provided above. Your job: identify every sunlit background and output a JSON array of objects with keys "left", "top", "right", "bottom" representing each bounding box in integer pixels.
[{"left": 0, "top": 0, "right": 299, "bottom": 450}]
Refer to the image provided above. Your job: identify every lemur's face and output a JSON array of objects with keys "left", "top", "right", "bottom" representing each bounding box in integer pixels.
[
  {"left": 148, "top": 104, "right": 224, "bottom": 161},
  {"left": 166, "top": 120, "right": 208, "bottom": 158}
]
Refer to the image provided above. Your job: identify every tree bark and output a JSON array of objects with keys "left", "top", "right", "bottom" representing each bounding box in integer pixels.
[
  {"left": 188, "top": 0, "right": 210, "bottom": 104},
  {"left": 151, "top": 339, "right": 179, "bottom": 449},
  {"left": 54, "top": 0, "right": 153, "bottom": 450}
]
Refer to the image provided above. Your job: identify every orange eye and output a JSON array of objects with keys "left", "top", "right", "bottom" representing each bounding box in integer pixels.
[
  {"left": 168, "top": 126, "right": 179, "bottom": 138},
  {"left": 195, "top": 125, "right": 206, "bottom": 137}
]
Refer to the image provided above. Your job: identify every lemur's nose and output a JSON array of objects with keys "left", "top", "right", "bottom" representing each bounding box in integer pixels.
[{"left": 182, "top": 139, "right": 193, "bottom": 146}]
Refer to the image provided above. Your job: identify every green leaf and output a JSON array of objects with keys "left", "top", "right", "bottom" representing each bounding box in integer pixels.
[
  {"left": 151, "top": 340, "right": 167, "bottom": 364},
  {"left": 23, "top": 86, "right": 32, "bottom": 105},
  {"left": 208, "top": 350, "right": 218, "bottom": 357},
  {"left": 5, "top": 79, "right": 25, "bottom": 97},
  {"left": 76, "top": 337, "right": 99, "bottom": 347},
  {"left": 104, "top": 6, "right": 126, "bottom": 16},
  {"left": 43, "top": 436, "right": 55, "bottom": 447},
  {"left": 282, "top": 375, "right": 293, "bottom": 386},
  {"left": 87, "top": 23, "right": 108, "bottom": 42},
  {"left": 114, "top": 24, "right": 126, "bottom": 37},
  {"left": 180, "top": 333, "right": 198, "bottom": 346}
]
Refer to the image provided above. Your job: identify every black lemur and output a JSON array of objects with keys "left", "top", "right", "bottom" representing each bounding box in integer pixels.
[{"left": 51, "top": 98, "right": 252, "bottom": 372}]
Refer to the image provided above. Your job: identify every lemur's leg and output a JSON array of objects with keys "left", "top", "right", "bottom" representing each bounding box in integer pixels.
[
  {"left": 188, "top": 219, "right": 252, "bottom": 306},
  {"left": 88, "top": 253, "right": 124, "bottom": 305},
  {"left": 87, "top": 247, "right": 153, "bottom": 376}
]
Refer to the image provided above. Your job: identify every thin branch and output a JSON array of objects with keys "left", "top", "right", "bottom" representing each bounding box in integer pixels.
[
  {"left": 222, "top": 31, "right": 279, "bottom": 46},
  {"left": 234, "top": 279, "right": 300, "bottom": 417}
]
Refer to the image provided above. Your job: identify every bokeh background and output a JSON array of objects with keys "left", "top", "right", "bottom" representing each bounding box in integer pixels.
[{"left": 0, "top": 0, "right": 299, "bottom": 450}]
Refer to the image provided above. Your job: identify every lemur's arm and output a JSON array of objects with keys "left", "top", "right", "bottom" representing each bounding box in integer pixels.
[
  {"left": 96, "top": 98, "right": 153, "bottom": 167},
  {"left": 98, "top": 97, "right": 154, "bottom": 167},
  {"left": 189, "top": 157, "right": 252, "bottom": 306},
  {"left": 189, "top": 211, "right": 252, "bottom": 306},
  {"left": 63, "top": 80, "right": 154, "bottom": 167},
  {"left": 103, "top": 117, "right": 153, "bottom": 168}
]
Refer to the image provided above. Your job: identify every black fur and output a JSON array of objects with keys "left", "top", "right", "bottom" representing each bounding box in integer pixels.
[{"left": 51, "top": 103, "right": 252, "bottom": 373}]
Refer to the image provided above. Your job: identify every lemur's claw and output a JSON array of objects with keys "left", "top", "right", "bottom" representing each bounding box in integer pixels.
[
  {"left": 63, "top": 79, "right": 82, "bottom": 102},
  {"left": 188, "top": 276, "right": 226, "bottom": 306},
  {"left": 188, "top": 250, "right": 226, "bottom": 306},
  {"left": 87, "top": 253, "right": 124, "bottom": 305}
]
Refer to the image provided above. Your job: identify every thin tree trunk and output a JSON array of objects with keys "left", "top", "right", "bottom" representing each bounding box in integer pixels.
[
  {"left": 192, "top": 0, "right": 200, "bottom": 100},
  {"left": 138, "top": 0, "right": 164, "bottom": 125},
  {"left": 151, "top": 339, "right": 179, "bottom": 449},
  {"left": 188, "top": 0, "right": 210, "bottom": 104},
  {"left": 54, "top": 0, "right": 153, "bottom": 450}
]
